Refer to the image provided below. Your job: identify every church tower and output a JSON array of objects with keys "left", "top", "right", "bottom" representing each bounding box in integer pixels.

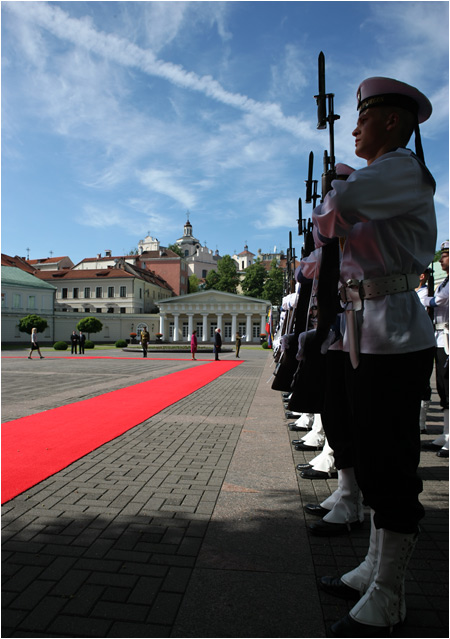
[{"left": 175, "top": 212, "right": 201, "bottom": 258}]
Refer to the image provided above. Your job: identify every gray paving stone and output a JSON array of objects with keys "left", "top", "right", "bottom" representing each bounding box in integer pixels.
[{"left": 1, "top": 349, "right": 448, "bottom": 637}]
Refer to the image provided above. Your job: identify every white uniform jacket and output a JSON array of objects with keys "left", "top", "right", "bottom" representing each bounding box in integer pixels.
[
  {"left": 312, "top": 148, "right": 437, "bottom": 355},
  {"left": 432, "top": 278, "right": 449, "bottom": 349}
]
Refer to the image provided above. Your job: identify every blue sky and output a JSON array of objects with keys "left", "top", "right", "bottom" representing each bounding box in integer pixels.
[{"left": 2, "top": 1, "right": 449, "bottom": 266}]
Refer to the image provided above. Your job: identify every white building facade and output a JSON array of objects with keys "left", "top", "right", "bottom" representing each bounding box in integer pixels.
[{"left": 158, "top": 290, "right": 271, "bottom": 343}]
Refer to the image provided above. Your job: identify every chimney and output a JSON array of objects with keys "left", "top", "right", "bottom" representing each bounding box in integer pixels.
[{"left": 105, "top": 250, "right": 112, "bottom": 258}]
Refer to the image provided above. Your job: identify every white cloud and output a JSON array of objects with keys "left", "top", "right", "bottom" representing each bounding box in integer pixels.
[
  {"left": 79, "top": 205, "right": 128, "bottom": 229},
  {"left": 4, "top": 1, "right": 314, "bottom": 141},
  {"left": 255, "top": 198, "right": 296, "bottom": 230},
  {"left": 137, "top": 168, "right": 197, "bottom": 209}
]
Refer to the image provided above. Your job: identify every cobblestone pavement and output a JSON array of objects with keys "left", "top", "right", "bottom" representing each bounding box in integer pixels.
[{"left": 1, "top": 348, "right": 448, "bottom": 637}]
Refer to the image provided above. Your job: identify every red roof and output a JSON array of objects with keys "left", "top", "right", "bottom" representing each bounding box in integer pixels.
[
  {"left": 34, "top": 268, "right": 134, "bottom": 281},
  {"left": 28, "top": 256, "right": 69, "bottom": 265},
  {"left": 1, "top": 254, "right": 36, "bottom": 273},
  {"left": 34, "top": 266, "right": 174, "bottom": 293}
]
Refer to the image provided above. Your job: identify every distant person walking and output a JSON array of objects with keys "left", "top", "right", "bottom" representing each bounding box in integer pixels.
[
  {"left": 28, "top": 327, "right": 44, "bottom": 359},
  {"left": 141, "top": 328, "right": 150, "bottom": 358},
  {"left": 191, "top": 330, "right": 198, "bottom": 360},
  {"left": 235, "top": 332, "right": 241, "bottom": 358},
  {"left": 70, "top": 330, "right": 78, "bottom": 355},
  {"left": 79, "top": 331, "right": 86, "bottom": 355},
  {"left": 213, "top": 328, "right": 222, "bottom": 361}
]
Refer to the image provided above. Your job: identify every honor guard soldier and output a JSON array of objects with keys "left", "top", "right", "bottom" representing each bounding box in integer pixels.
[
  {"left": 423, "top": 240, "right": 449, "bottom": 455},
  {"left": 312, "top": 77, "right": 436, "bottom": 636}
]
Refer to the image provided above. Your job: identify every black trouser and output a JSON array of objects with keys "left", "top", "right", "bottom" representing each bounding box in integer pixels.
[
  {"left": 344, "top": 348, "right": 434, "bottom": 533},
  {"left": 321, "top": 350, "right": 354, "bottom": 470}
]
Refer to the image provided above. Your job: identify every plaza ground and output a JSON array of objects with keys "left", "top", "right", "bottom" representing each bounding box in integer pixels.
[{"left": 2, "top": 347, "right": 448, "bottom": 637}]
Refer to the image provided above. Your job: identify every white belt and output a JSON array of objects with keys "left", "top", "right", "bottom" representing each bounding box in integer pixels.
[
  {"left": 435, "top": 322, "right": 448, "bottom": 331},
  {"left": 340, "top": 273, "right": 420, "bottom": 370},
  {"left": 340, "top": 273, "right": 420, "bottom": 303}
]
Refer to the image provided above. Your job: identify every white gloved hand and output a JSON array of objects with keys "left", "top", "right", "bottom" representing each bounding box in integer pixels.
[
  {"left": 281, "top": 333, "right": 294, "bottom": 352},
  {"left": 297, "top": 329, "right": 336, "bottom": 361},
  {"left": 296, "top": 330, "right": 316, "bottom": 361}
]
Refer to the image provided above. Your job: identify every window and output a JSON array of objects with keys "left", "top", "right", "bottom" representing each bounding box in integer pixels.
[
  {"left": 84, "top": 308, "right": 90, "bottom": 312},
  {"left": 96, "top": 308, "right": 102, "bottom": 313},
  {"left": 62, "top": 288, "right": 68, "bottom": 299},
  {"left": 73, "top": 288, "right": 79, "bottom": 299},
  {"left": 12, "top": 293, "right": 21, "bottom": 309},
  {"left": 42, "top": 295, "right": 52, "bottom": 310},
  {"left": 96, "top": 287, "right": 102, "bottom": 298},
  {"left": 28, "top": 295, "right": 36, "bottom": 309},
  {"left": 139, "top": 288, "right": 142, "bottom": 298},
  {"left": 73, "top": 308, "right": 78, "bottom": 312},
  {"left": 238, "top": 322, "right": 246, "bottom": 336},
  {"left": 169, "top": 322, "right": 174, "bottom": 339},
  {"left": 84, "top": 287, "right": 91, "bottom": 299},
  {"left": 1, "top": 293, "right": 6, "bottom": 308},
  {"left": 202, "top": 270, "right": 207, "bottom": 278},
  {"left": 210, "top": 323, "right": 217, "bottom": 339},
  {"left": 182, "top": 322, "right": 189, "bottom": 338},
  {"left": 120, "top": 307, "right": 126, "bottom": 314},
  {"left": 224, "top": 322, "right": 232, "bottom": 339},
  {"left": 120, "top": 286, "right": 126, "bottom": 297},
  {"left": 196, "top": 323, "right": 203, "bottom": 339},
  {"left": 107, "top": 307, "right": 114, "bottom": 313},
  {"left": 108, "top": 286, "right": 114, "bottom": 298},
  {"left": 252, "top": 323, "right": 259, "bottom": 338}
]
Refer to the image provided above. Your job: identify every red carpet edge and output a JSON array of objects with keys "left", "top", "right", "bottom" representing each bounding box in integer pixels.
[{"left": 2, "top": 360, "right": 242, "bottom": 504}]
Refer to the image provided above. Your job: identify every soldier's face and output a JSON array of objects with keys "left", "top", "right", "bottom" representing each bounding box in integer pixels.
[
  {"left": 352, "top": 108, "right": 389, "bottom": 164},
  {"left": 440, "top": 252, "right": 449, "bottom": 273}
]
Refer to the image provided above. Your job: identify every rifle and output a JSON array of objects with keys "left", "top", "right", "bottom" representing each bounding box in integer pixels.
[
  {"left": 427, "top": 262, "right": 435, "bottom": 321},
  {"left": 286, "top": 52, "right": 341, "bottom": 412},
  {"left": 285, "top": 231, "right": 297, "bottom": 294},
  {"left": 313, "top": 51, "right": 341, "bottom": 346}
]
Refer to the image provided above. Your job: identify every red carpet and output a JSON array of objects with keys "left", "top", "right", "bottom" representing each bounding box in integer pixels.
[{"left": 2, "top": 361, "right": 241, "bottom": 504}]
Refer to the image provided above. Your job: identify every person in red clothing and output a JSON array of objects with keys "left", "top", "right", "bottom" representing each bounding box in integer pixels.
[{"left": 190, "top": 330, "right": 198, "bottom": 360}]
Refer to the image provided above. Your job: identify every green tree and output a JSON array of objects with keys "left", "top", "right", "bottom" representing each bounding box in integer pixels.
[
  {"left": 167, "top": 243, "right": 183, "bottom": 258},
  {"left": 18, "top": 314, "right": 48, "bottom": 335},
  {"left": 76, "top": 317, "right": 103, "bottom": 339},
  {"left": 205, "top": 255, "right": 240, "bottom": 294},
  {"left": 188, "top": 274, "right": 200, "bottom": 293},
  {"left": 241, "top": 261, "right": 267, "bottom": 298},
  {"left": 205, "top": 269, "right": 220, "bottom": 289},
  {"left": 262, "top": 259, "right": 284, "bottom": 305}
]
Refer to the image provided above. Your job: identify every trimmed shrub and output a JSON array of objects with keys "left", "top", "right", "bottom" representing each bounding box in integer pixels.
[
  {"left": 54, "top": 341, "right": 68, "bottom": 350},
  {"left": 85, "top": 340, "right": 95, "bottom": 349},
  {"left": 115, "top": 339, "right": 127, "bottom": 348},
  {"left": 261, "top": 341, "right": 269, "bottom": 349}
]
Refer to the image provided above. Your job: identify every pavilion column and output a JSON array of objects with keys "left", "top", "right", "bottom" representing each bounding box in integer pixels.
[
  {"left": 202, "top": 314, "right": 208, "bottom": 342},
  {"left": 159, "top": 314, "right": 165, "bottom": 338},
  {"left": 216, "top": 313, "right": 223, "bottom": 332},
  {"left": 173, "top": 313, "right": 179, "bottom": 342},
  {"left": 246, "top": 314, "right": 252, "bottom": 342},
  {"left": 187, "top": 314, "right": 194, "bottom": 341},
  {"left": 231, "top": 313, "right": 237, "bottom": 341}
]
